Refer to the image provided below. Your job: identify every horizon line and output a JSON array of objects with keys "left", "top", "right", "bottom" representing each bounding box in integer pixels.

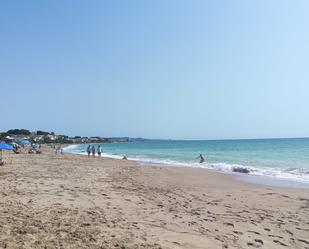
[{"left": 1, "top": 129, "right": 308, "bottom": 142}]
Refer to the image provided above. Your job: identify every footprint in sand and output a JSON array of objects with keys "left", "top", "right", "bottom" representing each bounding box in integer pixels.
[
  {"left": 247, "top": 230, "right": 260, "bottom": 235},
  {"left": 298, "top": 239, "right": 309, "bottom": 245},
  {"left": 247, "top": 239, "right": 263, "bottom": 248},
  {"left": 269, "top": 233, "right": 284, "bottom": 239},
  {"left": 273, "top": 240, "right": 288, "bottom": 247},
  {"left": 224, "top": 222, "right": 234, "bottom": 228}
]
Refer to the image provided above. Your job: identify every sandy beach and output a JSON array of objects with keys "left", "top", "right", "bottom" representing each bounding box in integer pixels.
[{"left": 0, "top": 147, "right": 308, "bottom": 249}]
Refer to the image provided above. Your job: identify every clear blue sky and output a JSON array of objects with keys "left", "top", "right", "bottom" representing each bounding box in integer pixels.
[{"left": 1, "top": 0, "right": 309, "bottom": 139}]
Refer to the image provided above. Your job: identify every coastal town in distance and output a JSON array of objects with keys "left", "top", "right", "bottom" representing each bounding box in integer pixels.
[{"left": 0, "top": 129, "right": 145, "bottom": 145}]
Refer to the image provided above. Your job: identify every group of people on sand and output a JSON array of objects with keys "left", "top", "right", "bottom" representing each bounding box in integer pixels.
[
  {"left": 86, "top": 145, "right": 128, "bottom": 159},
  {"left": 28, "top": 144, "right": 42, "bottom": 154},
  {"left": 12, "top": 143, "right": 42, "bottom": 154},
  {"left": 87, "top": 145, "right": 103, "bottom": 157}
]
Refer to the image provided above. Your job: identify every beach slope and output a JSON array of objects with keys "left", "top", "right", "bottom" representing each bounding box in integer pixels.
[{"left": 0, "top": 148, "right": 308, "bottom": 248}]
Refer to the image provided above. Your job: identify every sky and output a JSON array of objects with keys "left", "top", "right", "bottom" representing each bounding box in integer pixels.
[{"left": 1, "top": 0, "right": 309, "bottom": 139}]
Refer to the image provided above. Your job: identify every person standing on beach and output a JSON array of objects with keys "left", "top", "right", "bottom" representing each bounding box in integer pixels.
[
  {"left": 196, "top": 154, "right": 205, "bottom": 163},
  {"left": 87, "top": 145, "right": 91, "bottom": 157},
  {"left": 91, "top": 145, "right": 96, "bottom": 157},
  {"left": 55, "top": 146, "right": 61, "bottom": 154},
  {"left": 97, "top": 145, "right": 102, "bottom": 157}
]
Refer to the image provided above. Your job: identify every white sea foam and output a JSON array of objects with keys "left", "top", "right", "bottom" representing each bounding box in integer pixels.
[
  {"left": 138, "top": 158, "right": 309, "bottom": 184},
  {"left": 63, "top": 145, "right": 309, "bottom": 184},
  {"left": 62, "top": 144, "right": 79, "bottom": 152}
]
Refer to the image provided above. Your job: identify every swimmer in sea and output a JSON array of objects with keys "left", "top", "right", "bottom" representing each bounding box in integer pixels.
[{"left": 196, "top": 154, "right": 205, "bottom": 163}]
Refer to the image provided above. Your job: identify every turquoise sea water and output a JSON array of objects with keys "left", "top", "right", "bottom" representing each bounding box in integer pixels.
[{"left": 64, "top": 138, "right": 309, "bottom": 184}]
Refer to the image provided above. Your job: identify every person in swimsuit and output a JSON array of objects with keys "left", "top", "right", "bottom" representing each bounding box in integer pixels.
[
  {"left": 196, "top": 154, "right": 205, "bottom": 163},
  {"left": 97, "top": 145, "right": 102, "bottom": 157},
  {"left": 91, "top": 145, "right": 96, "bottom": 157},
  {"left": 87, "top": 145, "right": 91, "bottom": 157}
]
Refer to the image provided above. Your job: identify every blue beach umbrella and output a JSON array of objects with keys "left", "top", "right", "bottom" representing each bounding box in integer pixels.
[
  {"left": 0, "top": 143, "right": 14, "bottom": 150},
  {"left": 0, "top": 143, "right": 14, "bottom": 161},
  {"left": 19, "top": 140, "right": 30, "bottom": 145}
]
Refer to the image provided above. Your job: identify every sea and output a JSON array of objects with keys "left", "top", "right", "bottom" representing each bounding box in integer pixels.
[{"left": 63, "top": 138, "right": 309, "bottom": 186}]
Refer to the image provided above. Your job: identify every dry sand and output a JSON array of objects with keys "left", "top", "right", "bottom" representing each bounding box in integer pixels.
[{"left": 0, "top": 147, "right": 308, "bottom": 249}]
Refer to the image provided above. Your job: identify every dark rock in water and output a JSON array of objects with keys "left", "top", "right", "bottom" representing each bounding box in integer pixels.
[{"left": 233, "top": 167, "right": 250, "bottom": 174}]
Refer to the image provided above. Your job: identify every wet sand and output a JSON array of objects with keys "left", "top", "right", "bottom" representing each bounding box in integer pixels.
[{"left": 0, "top": 147, "right": 308, "bottom": 249}]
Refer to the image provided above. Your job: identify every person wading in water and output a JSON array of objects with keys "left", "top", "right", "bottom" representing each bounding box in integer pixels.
[
  {"left": 87, "top": 145, "right": 91, "bottom": 157},
  {"left": 196, "top": 154, "right": 205, "bottom": 163}
]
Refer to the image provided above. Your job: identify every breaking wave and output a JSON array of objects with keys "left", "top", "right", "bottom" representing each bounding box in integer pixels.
[{"left": 63, "top": 144, "right": 309, "bottom": 184}]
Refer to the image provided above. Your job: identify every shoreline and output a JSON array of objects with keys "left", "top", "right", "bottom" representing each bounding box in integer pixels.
[
  {"left": 0, "top": 146, "right": 308, "bottom": 248},
  {"left": 63, "top": 144, "right": 309, "bottom": 189}
]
